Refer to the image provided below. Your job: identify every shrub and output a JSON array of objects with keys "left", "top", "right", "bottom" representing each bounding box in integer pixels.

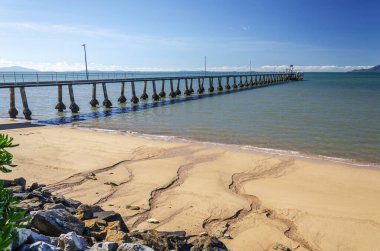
[{"left": 0, "top": 134, "right": 19, "bottom": 173}]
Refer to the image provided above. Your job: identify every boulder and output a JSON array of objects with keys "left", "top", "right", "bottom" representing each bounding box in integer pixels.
[
  {"left": 25, "top": 241, "right": 62, "bottom": 251},
  {"left": 90, "top": 242, "right": 119, "bottom": 251},
  {"left": 11, "top": 228, "right": 32, "bottom": 250},
  {"left": 12, "top": 177, "right": 26, "bottom": 190},
  {"left": 84, "top": 218, "right": 108, "bottom": 232},
  {"left": 44, "top": 203, "right": 68, "bottom": 211},
  {"left": 129, "top": 230, "right": 189, "bottom": 251},
  {"left": 28, "top": 231, "right": 58, "bottom": 246},
  {"left": 190, "top": 236, "right": 228, "bottom": 251},
  {"left": 93, "top": 211, "right": 128, "bottom": 233},
  {"left": 57, "top": 232, "right": 89, "bottom": 251},
  {"left": 30, "top": 209, "right": 85, "bottom": 237},
  {"left": 117, "top": 243, "right": 154, "bottom": 251},
  {"left": 104, "top": 229, "right": 132, "bottom": 245},
  {"left": 29, "top": 182, "right": 40, "bottom": 192},
  {"left": 7, "top": 185, "right": 24, "bottom": 193}
]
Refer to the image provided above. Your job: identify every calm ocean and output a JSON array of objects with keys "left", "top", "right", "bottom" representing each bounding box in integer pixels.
[{"left": 1, "top": 72, "right": 379, "bottom": 165}]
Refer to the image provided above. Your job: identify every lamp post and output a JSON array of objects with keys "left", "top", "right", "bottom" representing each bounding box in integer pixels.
[{"left": 82, "top": 44, "right": 89, "bottom": 80}]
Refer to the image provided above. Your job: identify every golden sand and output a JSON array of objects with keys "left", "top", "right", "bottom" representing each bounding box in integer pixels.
[{"left": 2, "top": 121, "right": 380, "bottom": 251}]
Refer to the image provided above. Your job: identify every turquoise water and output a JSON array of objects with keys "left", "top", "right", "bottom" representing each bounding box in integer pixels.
[{"left": 1, "top": 72, "right": 379, "bottom": 165}]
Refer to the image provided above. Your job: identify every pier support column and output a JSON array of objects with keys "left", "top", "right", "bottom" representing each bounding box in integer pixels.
[
  {"left": 244, "top": 76, "right": 249, "bottom": 87},
  {"left": 175, "top": 79, "right": 181, "bottom": 96},
  {"left": 159, "top": 80, "right": 166, "bottom": 97},
  {"left": 55, "top": 85, "right": 66, "bottom": 112},
  {"left": 232, "top": 77, "right": 238, "bottom": 89},
  {"left": 20, "top": 87, "right": 32, "bottom": 120},
  {"left": 197, "top": 78, "right": 203, "bottom": 94},
  {"left": 249, "top": 76, "right": 253, "bottom": 86},
  {"left": 118, "top": 82, "right": 127, "bottom": 103},
  {"left": 102, "top": 82, "right": 112, "bottom": 108},
  {"left": 208, "top": 77, "right": 214, "bottom": 92},
  {"left": 184, "top": 79, "right": 191, "bottom": 96},
  {"left": 152, "top": 80, "right": 160, "bottom": 101},
  {"left": 68, "top": 85, "right": 80, "bottom": 113},
  {"left": 225, "top": 77, "right": 231, "bottom": 90},
  {"left": 131, "top": 81, "right": 139, "bottom": 104},
  {"left": 254, "top": 76, "right": 257, "bottom": 86},
  {"left": 90, "top": 83, "right": 99, "bottom": 107},
  {"left": 189, "top": 79, "right": 194, "bottom": 93},
  {"left": 169, "top": 79, "right": 176, "bottom": 98},
  {"left": 238, "top": 76, "right": 244, "bottom": 88},
  {"left": 217, "top": 77, "right": 223, "bottom": 91},
  {"left": 140, "top": 80, "right": 148, "bottom": 100},
  {"left": 8, "top": 87, "right": 18, "bottom": 118}
]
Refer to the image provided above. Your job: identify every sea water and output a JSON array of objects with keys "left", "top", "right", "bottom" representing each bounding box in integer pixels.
[{"left": 1, "top": 72, "right": 379, "bottom": 165}]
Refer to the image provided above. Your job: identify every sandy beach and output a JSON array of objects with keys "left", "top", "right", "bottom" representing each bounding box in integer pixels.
[{"left": 2, "top": 120, "right": 380, "bottom": 251}]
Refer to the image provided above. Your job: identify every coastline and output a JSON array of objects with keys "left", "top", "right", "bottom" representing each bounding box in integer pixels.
[{"left": 2, "top": 120, "right": 380, "bottom": 250}]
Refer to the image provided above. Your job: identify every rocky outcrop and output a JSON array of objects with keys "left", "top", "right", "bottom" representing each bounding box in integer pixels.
[{"left": 3, "top": 177, "right": 227, "bottom": 251}]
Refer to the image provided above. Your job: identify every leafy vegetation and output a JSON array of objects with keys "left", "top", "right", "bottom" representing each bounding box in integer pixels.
[
  {"left": 0, "top": 134, "right": 27, "bottom": 250},
  {"left": 0, "top": 134, "right": 19, "bottom": 173}
]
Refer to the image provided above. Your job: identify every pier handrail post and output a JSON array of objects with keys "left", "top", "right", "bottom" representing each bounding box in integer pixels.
[{"left": 19, "top": 87, "right": 32, "bottom": 120}]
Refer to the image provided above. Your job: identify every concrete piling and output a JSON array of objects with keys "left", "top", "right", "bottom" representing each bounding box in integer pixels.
[
  {"left": 217, "top": 77, "right": 223, "bottom": 91},
  {"left": 189, "top": 79, "right": 194, "bottom": 93},
  {"left": 238, "top": 76, "right": 244, "bottom": 88},
  {"left": 159, "top": 80, "right": 166, "bottom": 98},
  {"left": 55, "top": 85, "right": 66, "bottom": 112},
  {"left": 169, "top": 79, "right": 176, "bottom": 98},
  {"left": 140, "top": 80, "right": 149, "bottom": 100},
  {"left": 8, "top": 87, "right": 18, "bottom": 118},
  {"left": 20, "top": 87, "right": 32, "bottom": 120},
  {"left": 225, "top": 77, "right": 231, "bottom": 90},
  {"left": 152, "top": 80, "right": 160, "bottom": 101},
  {"left": 208, "top": 77, "right": 214, "bottom": 92},
  {"left": 102, "top": 82, "right": 112, "bottom": 108},
  {"left": 233, "top": 76, "right": 238, "bottom": 89},
  {"left": 175, "top": 79, "right": 181, "bottom": 96},
  {"left": 90, "top": 83, "right": 99, "bottom": 107},
  {"left": 68, "top": 84, "right": 80, "bottom": 113},
  {"left": 118, "top": 82, "right": 127, "bottom": 103},
  {"left": 131, "top": 81, "right": 139, "bottom": 104},
  {"left": 244, "top": 76, "right": 249, "bottom": 87},
  {"left": 184, "top": 79, "right": 191, "bottom": 96}
]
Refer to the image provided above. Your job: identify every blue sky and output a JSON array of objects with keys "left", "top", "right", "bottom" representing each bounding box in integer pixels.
[{"left": 0, "top": 0, "right": 379, "bottom": 72}]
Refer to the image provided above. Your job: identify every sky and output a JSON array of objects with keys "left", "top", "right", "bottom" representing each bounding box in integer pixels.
[{"left": 0, "top": 0, "right": 379, "bottom": 72}]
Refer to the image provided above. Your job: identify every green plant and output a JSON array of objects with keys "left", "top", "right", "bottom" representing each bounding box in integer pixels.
[
  {"left": 0, "top": 182, "right": 28, "bottom": 250},
  {"left": 0, "top": 134, "right": 19, "bottom": 173}
]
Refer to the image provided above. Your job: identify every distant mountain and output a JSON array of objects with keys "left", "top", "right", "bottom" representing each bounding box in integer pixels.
[
  {"left": 351, "top": 65, "right": 380, "bottom": 72},
  {"left": 0, "top": 66, "right": 37, "bottom": 72}
]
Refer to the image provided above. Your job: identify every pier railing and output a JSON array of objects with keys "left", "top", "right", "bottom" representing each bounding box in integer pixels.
[{"left": 0, "top": 72, "right": 303, "bottom": 120}]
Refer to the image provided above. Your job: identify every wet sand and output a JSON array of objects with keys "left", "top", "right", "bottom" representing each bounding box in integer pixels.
[{"left": 2, "top": 121, "right": 380, "bottom": 251}]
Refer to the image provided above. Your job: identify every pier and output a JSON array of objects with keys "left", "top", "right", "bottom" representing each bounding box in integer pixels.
[{"left": 0, "top": 72, "right": 303, "bottom": 120}]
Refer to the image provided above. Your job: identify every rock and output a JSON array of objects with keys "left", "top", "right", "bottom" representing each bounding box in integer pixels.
[
  {"left": 12, "top": 177, "right": 26, "bottom": 190},
  {"left": 12, "top": 228, "right": 32, "bottom": 250},
  {"left": 199, "top": 232, "right": 208, "bottom": 237},
  {"left": 12, "top": 192, "right": 30, "bottom": 200},
  {"left": 28, "top": 231, "right": 58, "bottom": 245},
  {"left": 190, "top": 236, "right": 228, "bottom": 251},
  {"left": 45, "top": 203, "right": 68, "bottom": 211},
  {"left": 65, "top": 198, "right": 82, "bottom": 209},
  {"left": 75, "top": 208, "right": 93, "bottom": 220},
  {"left": 17, "top": 199, "right": 43, "bottom": 212},
  {"left": 30, "top": 209, "right": 85, "bottom": 237},
  {"left": 104, "top": 182, "right": 118, "bottom": 187},
  {"left": 272, "top": 242, "right": 291, "bottom": 251},
  {"left": 117, "top": 243, "right": 154, "bottom": 251},
  {"left": 93, "top": 211, "right": 128, "bottom": 233},
  {"left": 27, "top": 241, "right": 62, "bottom": 251},
  {"left": 129, "top": 230, "right": 188, "bottom": 251},
  {"left": 223, "top": 233, "right": 232, "bottom": 239},
  {"left": 146, "top": 218, "right": 159, "bottom": 224},
  {"left": 126, "top": 205, "right": 140, "bottom": 211},
  {"left": 84, "top": 218, "right": 108, "bottom": 232},
  {"left": 90, "top": 242, "right": 119, "bottom": 251},
  {"left": 7, "top": 185, "right": 24, "bottom": 193},
  {"left": 29, "top": 182, "right": 40, "bottom": 192},
  {"left": 58, "top": 232, "right": 88, "bottom": 251},
  {"left": 104, "top": 229, "right": 132, "bottom": 245}
]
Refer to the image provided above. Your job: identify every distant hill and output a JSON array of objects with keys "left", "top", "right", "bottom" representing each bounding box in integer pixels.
[
  {"left": 351, "top": 65, "right": 380, "bottom": 72},
  {"left": 0, "top": 66, "right": 37, "bottom": 72}
]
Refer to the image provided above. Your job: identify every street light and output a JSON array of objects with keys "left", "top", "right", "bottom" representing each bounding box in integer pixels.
[{"left": 82, "top": 44, "right": 89, "bottom": 80}]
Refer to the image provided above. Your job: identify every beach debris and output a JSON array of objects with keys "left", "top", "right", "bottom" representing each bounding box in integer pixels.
[
  {"left": 88, "top": 172, "right": 97, "bottom": 180},
  {"left": 146, "top": 218, "right": 160, "bottom": 224},
  {"left": 126, "top": 205, "right": 140, "bottom": 210},
  {"left": 199, "top": 231, "right": 208, "bottom": 237},
  {"left": 223, "top": 233, "right": 232, "bottom": 239},
  {"left": 273, "top": 242, "right": 291, "bottom": 251}
]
